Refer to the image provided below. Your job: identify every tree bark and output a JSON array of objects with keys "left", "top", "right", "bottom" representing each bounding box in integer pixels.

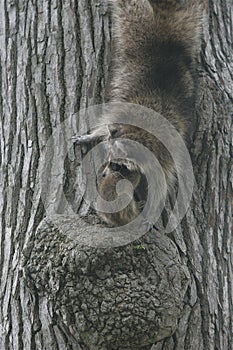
[{"left": 0, "top": 0, "right": 232, "bottom": 350}]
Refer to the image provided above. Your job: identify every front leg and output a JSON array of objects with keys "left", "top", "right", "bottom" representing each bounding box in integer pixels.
[
  {"left": 72, "top": 123, "right": 127, "bottom": 146},
  {"left": 72, "top": 124, "right": 111, "bottom": 146},
  {"left": 72, "top": 133, "right": 102, "bottom": 145}
]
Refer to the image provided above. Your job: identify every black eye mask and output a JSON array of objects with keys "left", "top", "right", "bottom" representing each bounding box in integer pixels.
[{"left": 109, "top": 162, "right": 128, "bottom": 172}]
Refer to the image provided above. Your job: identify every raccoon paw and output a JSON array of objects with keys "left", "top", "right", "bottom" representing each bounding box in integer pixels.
[{"left": 72, "top": 134, "right": 90, "bottom": 145}]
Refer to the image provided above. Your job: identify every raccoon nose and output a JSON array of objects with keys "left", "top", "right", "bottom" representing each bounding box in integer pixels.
[{"left": 102, "top": 170, "right": 106, "bottom": 177}]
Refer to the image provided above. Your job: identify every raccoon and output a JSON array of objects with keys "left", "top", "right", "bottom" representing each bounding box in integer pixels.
[
  {"left": 76, "top": 0, "right": 202, "bottom": 227},
  {"left": 97, "top": 158, "right": 145, "bottom": 226}
]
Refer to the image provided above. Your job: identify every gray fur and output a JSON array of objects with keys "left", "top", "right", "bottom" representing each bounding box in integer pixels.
[{"left": 77, "top": 0, "right": 203, "bottom": 227}]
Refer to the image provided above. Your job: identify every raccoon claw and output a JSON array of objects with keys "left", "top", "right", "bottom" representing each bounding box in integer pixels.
[{"left": 72, "top": 135, "right": 89, "bottom": 145}]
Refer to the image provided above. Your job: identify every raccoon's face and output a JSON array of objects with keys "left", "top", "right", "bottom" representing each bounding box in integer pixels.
[
  {"left": 98, "top": 157, "right": 148, "bottom": 206},
  {"left": 100, "top": 160, "right": 141, "bottom": 189},
  {"left": 102, "top": 161, "right": 129, "bottom": 177}
]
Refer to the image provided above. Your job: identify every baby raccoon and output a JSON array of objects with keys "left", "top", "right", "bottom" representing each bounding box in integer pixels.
[
  {"left": 76, "top": 0, "right": 202, "bottom": 227},
  {"left": 96, "top": 159, "right": 147, "bottom": 226}
]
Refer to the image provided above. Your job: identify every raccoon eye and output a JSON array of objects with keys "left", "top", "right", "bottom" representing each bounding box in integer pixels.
[
  {"left": 110, "top": 162, "right": 122, "bottom": 172},
  {"left": 110, "top": 162, "right": 129, "bottom": 173}
]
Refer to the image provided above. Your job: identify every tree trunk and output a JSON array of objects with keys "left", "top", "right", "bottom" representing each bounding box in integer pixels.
[{"left": 0, "top": 0, "right": 232, "bottom": 350}]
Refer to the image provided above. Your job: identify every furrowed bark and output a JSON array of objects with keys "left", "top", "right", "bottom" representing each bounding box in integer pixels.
[{"left": 0, "top": 0, "right": 232, "bottom": 349}]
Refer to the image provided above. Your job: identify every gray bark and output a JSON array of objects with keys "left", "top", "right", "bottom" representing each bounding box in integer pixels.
[{"left": 0, "top": 0, "right": 232, "bottom": 350}]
